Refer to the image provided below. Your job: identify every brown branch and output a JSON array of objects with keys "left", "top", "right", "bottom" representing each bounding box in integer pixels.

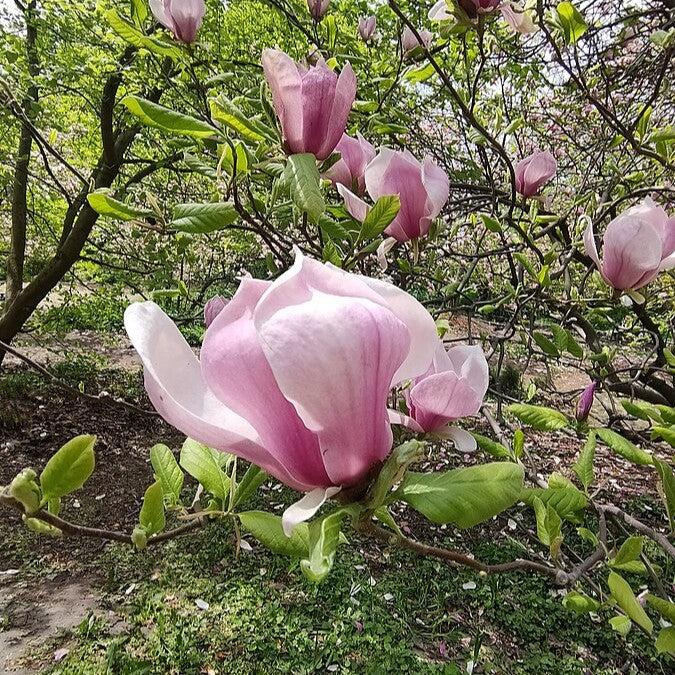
[{"left": 0, "top": 339, "right": 157, "bottom": 417}]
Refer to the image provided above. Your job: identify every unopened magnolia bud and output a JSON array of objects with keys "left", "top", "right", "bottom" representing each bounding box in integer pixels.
[
  {"left": 576, "top": 381, "right": 597, "bottom": 423},
  {"left": 9, "top": 469, "right": 41, "bottom": 514},
  {"left": 132, "top": 526, "right": 148, "bottom": 550},
  {"left": 204, "top": 295, "right": 227, "bottom": 327},
  {"left": 307, "top": 0, "right": 330, "bottom": 22}
]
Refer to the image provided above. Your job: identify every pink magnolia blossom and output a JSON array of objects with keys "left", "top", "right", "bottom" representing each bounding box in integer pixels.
[
  {"left": 405, "top": 341, "right": 489, "bottom": 441},
  {"left": 584, "top": 198, "right": 675, "bottom": 291},
  {"left": 338, "top": 147, "right": 450, "bottom": 242},
  {"left": 514, "top": 150, "right": 557, "bottom": 197},
  {"left": 575, "top": 381, "right": 597, "bottom": 423},
  {"left": 458, "top": 0, "right": 501, "bottom": 17},
  {"left": 429, "top": 1, "right": 453, "bottom": 21},
  {"left": 204, "top": 295, "right": 227, "bottom": 327},
  {"left": 499, "top": 3, "right": 538, "bottom": 34},
  {"left": 125, "top": 251, "right": 437, "bottom": 497},
  {"left": 323, "top": 133, "right": 376, "bottom": 194},
  {"left": 262, "top": 49, "right": 356, "bottom": 161},
  {"left": 358, "top": 16, "right": 377, "bottom": 42},
  {"left": 307, "top": 0, "right": 330, "bottom": 22},
  {"left": 401, "top": 26, "right": 433, "bottom": 54},
  {"left": 149, "top": 0, "right": 205, "bottom": 44}
]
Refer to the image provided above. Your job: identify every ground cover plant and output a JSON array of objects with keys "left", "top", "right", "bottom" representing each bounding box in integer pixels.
[{"left": 1, "top": 0, "right": 674, "bottom": 673}]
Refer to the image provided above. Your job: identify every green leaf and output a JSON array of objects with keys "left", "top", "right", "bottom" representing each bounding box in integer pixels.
[
  {"left": 653, "top": 459, "right": 675, "bottom": 531},
  {"left": 399, "top": 462, "right": 524, "bottom": 528},
  {"left": 231, "top": 465, "right": 267, "bottom": 508},
  {"left": 40, "top": 435, "right": 96, "bottom": 501},
  {"left": 550, "top": 325, "right": 583, "bottom": 358},
  {"left": 533, "top": 497, "right": 562, "bottom": 557},
  {"left": 471, "top": 433, "right": 511, "bottom": 459},
  {"left": 480, "top": 213, "right": 502, "bottom": 233},
  {"left": 139, "top": 480, "right": 165, "bottom": 536},
  {"left": 322, "top": 238, "right": 342, "bottom": 266},
  {"left": 512, "top": 429, "right": 524, "bottom": 460},
  {"left": 404, "top": 63, "right": 435, "bottom": 83},
  {"left": 572, "top": 431, "right": 595, "bottom": 490},
  {"left": 318, "top": 214, "right": 350, "bottom": 242},
  {"left": 150, "top": 444, "right": 183, "bottom": 506},
  {"left": 238, "top": 511, "right": 309, "bottom": 557},
  {"left": 359, "top": 195, "right": 401, "bottom": 241},
  {"left": 506, "top": 404, "right": 570, "bottom": 431},
  {"left": 373, "top": 506, "right": 402, "bottom": 535},
  {"left": 87, "top": 192, "right": 150, "bottom": 221},
  {"left": 621, "top": 400, "right": 663, "bottom": 423},
  {"left": 656, "top": 626, "right": 675, "bottom": 656},
  {"left": 609, "top": 614, "right": 632, "bottom": 637},
  {"left": 556, "top": 2, "right": 587, "bottom": 44},
  {"left": 130, "top": 0, "right": 148, "bottom": 27},
  {"left": 532, "top": 332, "right": 560, "bottom": 357},
  {"left": 562, "top": 590, "right": 600, "bottom": 614},
  {"left": 595, "top": 428, "right": 653, "bottom": 466},
  {"left": 209, "top": 96, "right": 274, "bottom": 142},
  {"left": 170, "top": 202, "right": 238, "bottom": 234},
  {"left": 284, "top": 153, "right": 325, "bottom": 223},
  {"left": 179, "top": 438, "right": 230, "bottom": 502},
  {"left": 521, "top": 485, "right": 587, "bottom": 521},
  {"left": 577, "top": 527, "right": 598, "bottom": 546},
  {"left": 367, "top": 440, "right": 425, "bottom": 508},
  {"left": 646, "top": 594, "right": 675, "bottom": 622},
  {"left": 651, "top": 426, "right": 675, "bottom": 448},
  {"left": 613, "top": 536, "right": 643, "bottom": 566},
  {"left": 105, "top": 10, "right": 180, "bottom": 58},
  {"left": 122, "top": 96, "right": 215, "bottom": 139},
  {"left": 607, "top": 572, "right": 653, "bottom": 634},
  {"left": 301, "top": 511, "right": 345, "bottom": 583}
]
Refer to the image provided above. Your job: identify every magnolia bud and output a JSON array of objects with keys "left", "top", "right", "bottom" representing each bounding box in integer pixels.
[
  {"left": 9, "top": 469, "right": 41, "bottom": 514},
  {"left": 307, "top": 0, "right": 330, "bottom": 22},
  {"left": 132, "top": 526, "right": 148, "bottom": 550},
  {"left": 358, "top": 16, "right": 377, "bottom": 43},
  {"left": 204, "top": 295, "right": 227, "bottom": 327},
  {"left": 576, "top": 381, "right": 597, "bottom": 423}
]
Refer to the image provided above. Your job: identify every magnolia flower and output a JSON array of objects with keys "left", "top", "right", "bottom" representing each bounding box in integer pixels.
[
  {"left": 338, "top": 148, "right": 450, "bottom": 242},
  {"left": 576, "top": 381, "right": 597, "bottom": 423},
  {"left": 262, "top": 49, "right": 356, "bottom": 161},
  {"left": 458, "top": 0, "right": 501, "bottom": 16},
  {"left": 204, "top": 295, "right": 227, "bottom": 327},
  {"left": 403, "top": 341, "right": 489, "bottom": 452},
  {"left": 514, "top": 150, "right": 557, "bottom": 198},
  {"left": 323, "top": 133, "right": 376, "bottom": 194},
  {"left": 125, "top": 251, "right": 437, "bottom": 532},
  {"left": 500, "top": 3, "right": 538, "bottom": 34},
  {"left": 307, "top": 0, "right": 330, "bottom": 22},
  {"left": 358, "top": 15, "right": 377, "bottom": 42},
  {"left": 583, "top": 198, "right": 675, "bottom": 292},
  {"left": 401, "top": 26, "right": 433, "bottom": 54},
  {"left": 149, "top": 0, "right": 205, "bottom": 44},
  {"left": 429, "top": 1, "right": 452, "bottom": 21}
]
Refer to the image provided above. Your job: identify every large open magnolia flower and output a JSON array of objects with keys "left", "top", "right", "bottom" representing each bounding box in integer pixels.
[{"left": 125, "top": 252, "right": 438, "bottom": 530}]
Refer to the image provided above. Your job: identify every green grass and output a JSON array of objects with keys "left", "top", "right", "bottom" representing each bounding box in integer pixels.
[{"left": 35, "top": 519, "right": 661, "bottom": 675}]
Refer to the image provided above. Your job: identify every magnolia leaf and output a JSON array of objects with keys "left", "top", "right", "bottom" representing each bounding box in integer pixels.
[
  {"left": 399, "top": 463, "right": 524, "bottom": 528},
  {"left": 471, "top": 433, "right": 511, "bottom": 459},
  {"left": 607, "top": 572, "right": 653, "bottom": 634},
  {"left": 122, "top": 96, "right": 215, "bottom": 139},
  {"left": 556, "top": 1, "right": 587, "bottom": 44},
  {"left": 596, "top": 428, "right": 653, "bottom": 466},
  {"left": 621, "top": 400, "right": 662, "bottom": 423},
  {"left": 613, "top": 536, "right": 643, "bottom": 566},
  {"left": 506, "top": 404, "right": 570, "bottom": 431},
  {"left": 646, "top": 594, "right": 675, "bottom": 622},
  {"left": 170, "top": 202, "right": 238, "bottom": 234},
  {"left": 521, "top": 485, "right": 587, "bottom": 521},
  {"left": 179, "top": 439, "right": 230, "bottom": 502},
  {"left": 301, "top": 510, "right": 345, "bottom": 583},
  {"left": 651, "top": 426, "right": 675, "bottom": 448},
  {"left": 562, "top": 591, "right": 600, "bottom": 614},
  {"left": 40, "top": 435, "right": 96, "bottom": 501},
  {"left": 87, "top": 192, "right": 150, "bottom": 221},
  {"left": 150, "top": 444, "right": 183, "bottom": 506},
  {"left": 284, "top": 153, "right": 325, "bottom": 223},
  {"left": 532, "top": 332, "right": 560, "bottom": 358},
  {"left": 231, "top": 465, "right": 267, "bottom": 508},
  {"left": 656, "top": 627, "right": 675, "bottom": 656},
  {"left": 139, "top": 480, "right": 165, "bottom": 536},
  {"left": 105, "top": 10, "right": 180, "bottom": 58},
  {"left": 209, "top": 96, "right": 274, "bottom": 142},
  {"left": 609, "top": 614, "right": 632, "bottom": 637},
  {"left": 572, "top": 431, "right": 595, "bottom": 491},
  {"left": 239, "top": 511, "right": 309, "bottom": 557},
  {"left": 359, "top": 195, "right": 400, "bottom": 241},
  {"left": 653, "top": 459, "right": 675, "bottom": 531}
]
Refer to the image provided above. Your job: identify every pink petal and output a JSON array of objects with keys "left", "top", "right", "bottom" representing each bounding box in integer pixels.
[
  {"left": 388, "top": 409, "right": 424, "bottom": 433},
  {"left": 167, "top": 0, "right": 205, "bottom": 43},
  {"left": 422, "top": 157, "right": 450, "bottom": 221},
  {"left": 262, "top": 49, "right": 304, "bottom": 154},
  {"left": 124, "top": 302, "right": 310, "bottom": 491},
  {"left": 337, "top": 183, "right": 370, "bottom": 222},
  {"left": 602, "top": 215, "right": 663, "bottom": 290},
  {"left": 300, "top": 62, "right": 339, "bottom": 158},
  {"left": 583, "top": 217, "right": 602, "bottom": 272},
  {"left": 201, "top": 278, "right": 330, "bottom": 488},
  {"left": 317, "top": 62, "right": 357, "bottom": 160},
  {"left": 447, "top": 344, "right": 489, "bottom": 398}
]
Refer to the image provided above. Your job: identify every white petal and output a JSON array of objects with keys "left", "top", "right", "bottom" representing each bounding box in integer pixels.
[
  {"left": 282, "top": 486, "right": 341, "bottom": 536},
  {"left": 433, "top": 426, "right": 477, "bottom": 452}
]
